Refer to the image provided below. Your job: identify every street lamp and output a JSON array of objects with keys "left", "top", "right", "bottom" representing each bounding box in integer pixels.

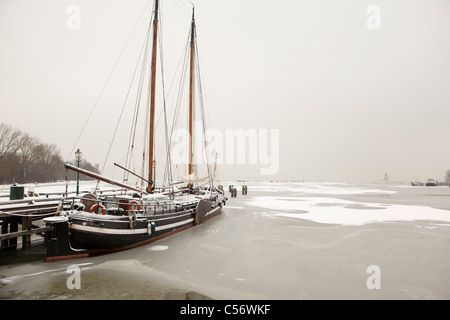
[{"left": 75, "top": 149, "right": 82, "bottom": 196}]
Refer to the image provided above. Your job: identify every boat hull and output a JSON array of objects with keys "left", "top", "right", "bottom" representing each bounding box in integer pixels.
[
  {"left": 69, "top": 209, "right": 196, "bottom": 253},
  {"left": 194, "top": 199, "right": 223, "bottom": 225},
  {"left": 45, "top": 196, "right": 225, "bottom": 261}
]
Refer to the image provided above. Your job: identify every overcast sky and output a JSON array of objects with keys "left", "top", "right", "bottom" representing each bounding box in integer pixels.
[{"left": 1, "top": 0, "right": 449, "bottom": 183}]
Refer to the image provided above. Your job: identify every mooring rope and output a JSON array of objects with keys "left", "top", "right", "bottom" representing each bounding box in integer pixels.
[{"left": 66, "top": 0, "right": 153, "bottom": 164}]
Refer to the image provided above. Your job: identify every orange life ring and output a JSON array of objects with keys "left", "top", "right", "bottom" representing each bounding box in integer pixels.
[
  {"left": 90, "top": 204, "right": 106, "bottom": 215},
  {"left": 128, "top": 200, "right": 141, "bottom": 213}
]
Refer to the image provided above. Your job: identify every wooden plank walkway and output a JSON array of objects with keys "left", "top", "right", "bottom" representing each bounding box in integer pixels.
[
  {"left": 0, "top": 196, "right": 62, "bottom": 252},
  {"left": 0, "top": 185, "right": 139, "bottom": 252}
]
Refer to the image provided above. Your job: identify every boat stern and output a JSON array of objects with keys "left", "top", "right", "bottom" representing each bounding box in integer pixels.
[{"left": 44, "top": 216, "right": 88, "bottom": 262}]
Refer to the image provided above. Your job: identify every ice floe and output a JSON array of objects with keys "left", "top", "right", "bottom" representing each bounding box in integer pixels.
[{"left": 248, "top": 196, "right": 450, "bottom": 225}]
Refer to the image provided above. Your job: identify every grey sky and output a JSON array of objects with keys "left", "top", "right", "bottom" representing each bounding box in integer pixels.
[{"left": 1, "top": 0, "right": 449, "bottom": 183}]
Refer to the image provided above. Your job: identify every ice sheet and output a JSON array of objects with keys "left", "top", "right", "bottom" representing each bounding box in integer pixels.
[{"left": 248, "top": 196, "right": 450, "bottom": 225}]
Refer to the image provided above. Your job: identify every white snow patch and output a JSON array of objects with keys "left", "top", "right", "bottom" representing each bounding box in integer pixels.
[
  {"left": 248, "top": 196, "right": 450, "bottom": 226},
  {"left": 148, "top": 245, "right": 169, "bottom": 251}
]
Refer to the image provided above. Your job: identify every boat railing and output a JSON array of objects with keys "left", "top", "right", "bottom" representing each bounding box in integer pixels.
[{"left": 60, "top": 195, "right": 199, "bottom": 216}]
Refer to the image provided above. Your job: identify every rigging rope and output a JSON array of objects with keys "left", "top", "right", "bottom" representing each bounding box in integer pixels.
[
  {"left": 157, "top": 7, "right": 175, "bottom": 194},
  {"left": 66, "top": 0, "right": 152, "bottom": 164},
  {"left": 161, "top": 17, "right": 215, "bottom": 189},
  {"left": 167, "top": 34, "right": 190, "bottom": 176},
  {"left": 124, "top": 11, "right": 154, "bottom": 185},
  {"left": 194, "top": 36, "right": 214, "bottom": 188},
  {"left": 101, "top": 16, "right": 153, "bottom": 174}
]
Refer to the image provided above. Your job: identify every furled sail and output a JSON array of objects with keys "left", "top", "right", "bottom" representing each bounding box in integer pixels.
[{"left": 182, "top": 173, "right": 208, "bottom": 184}]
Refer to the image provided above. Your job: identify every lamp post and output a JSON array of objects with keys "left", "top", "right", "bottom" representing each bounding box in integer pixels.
[{"left": 75, "top": 149, "right": 82, "bottom": 196}]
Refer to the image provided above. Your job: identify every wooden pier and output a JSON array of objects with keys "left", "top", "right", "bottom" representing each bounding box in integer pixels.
[
  {"left": 0, "top": 185, "right": 139, "bottom": 253},
  {"left": 0, "top": 195, "right": 61, "bottom": 252}
]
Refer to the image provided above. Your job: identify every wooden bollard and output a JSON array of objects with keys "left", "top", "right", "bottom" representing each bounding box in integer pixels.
[{"left": 22, "top": 213, "right": 32, "bottom": 248}]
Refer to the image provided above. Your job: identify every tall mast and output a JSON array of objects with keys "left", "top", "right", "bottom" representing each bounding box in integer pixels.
[
  {"left": 148, "top": 0, "right": 159, "bottom": 192},
  {"left": 188, "top": 7, "right": 195, "bottom": 176}
]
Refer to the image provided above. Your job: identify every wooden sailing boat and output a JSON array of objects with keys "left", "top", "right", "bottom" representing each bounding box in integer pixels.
[{"left": 45, "top": 1, "right": 226, "bottom": 261}]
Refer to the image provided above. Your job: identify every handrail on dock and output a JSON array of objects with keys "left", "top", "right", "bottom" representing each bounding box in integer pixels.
[{"left": 0, "top": 197, "right": 60, "bottom": 252}]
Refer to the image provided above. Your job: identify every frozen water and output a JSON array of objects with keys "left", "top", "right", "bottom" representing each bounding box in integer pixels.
[
  {"left": 1, "top": 180, "right": 450, "bottom": 300},
  {"left": 248, "top": 195, "right": 450, "bottom": 225}
]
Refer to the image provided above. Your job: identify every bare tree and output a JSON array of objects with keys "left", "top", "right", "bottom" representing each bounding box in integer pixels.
[
  {"left": 0, "top": 123, "right": 22, "bottom": 183},
  {"left": 31, "top": 143, "right": 62, "bottom": 182},
  {"left": 446, "top": 169, "right": 450, "bottom": 185},
  {"left": 17, "top": 133, "right": 39, "bottom": 181},
  {"left": 0, "top": 123, "right": 21, "bottom": 160},
  {"left": 1, "top": 122, "right": 96, "bottom": 184}
]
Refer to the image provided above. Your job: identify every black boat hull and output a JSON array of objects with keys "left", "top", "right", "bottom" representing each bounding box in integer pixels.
[
  {"left": 45, "top": 198, "right": 224, "bottom": 261},
  {"left": 69, "top": 210, "right": 196, "bottom": 253}
]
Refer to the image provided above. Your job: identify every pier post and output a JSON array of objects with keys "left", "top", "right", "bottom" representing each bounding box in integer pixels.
[
  {"left": 9, "top": 218, "right": 18, "bottom": 250},
  {"left": 21, "top": 213, "right": 32, "bottom": 247},
  {"left": 1, "top": 221, "right": 8, "bottom": 253}
]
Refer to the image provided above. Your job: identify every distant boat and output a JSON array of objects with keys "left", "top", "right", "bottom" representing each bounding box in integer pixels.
[
  {"left": 425, "top": 179, "right": 438, "bottom": 186},
  {"left": 45, "top": 1, "right": 226, "bottom": 261}
]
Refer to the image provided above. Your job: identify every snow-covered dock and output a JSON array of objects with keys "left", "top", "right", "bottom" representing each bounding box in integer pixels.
[{"left": 0, "top": 191, "right": 61, "bottom": 253}]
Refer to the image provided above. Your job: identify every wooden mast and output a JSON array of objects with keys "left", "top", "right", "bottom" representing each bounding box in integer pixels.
[
  {"left": 188, "top": 7, "right": 195, "bottom": 176},
  {"left": 148, "top": 0, "right": 159, "bottom": 192}
]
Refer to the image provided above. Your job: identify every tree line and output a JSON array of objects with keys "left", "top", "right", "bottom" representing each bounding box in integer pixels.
[{"left": 0, "top": 122, "right": 100, "bottom": 185}]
